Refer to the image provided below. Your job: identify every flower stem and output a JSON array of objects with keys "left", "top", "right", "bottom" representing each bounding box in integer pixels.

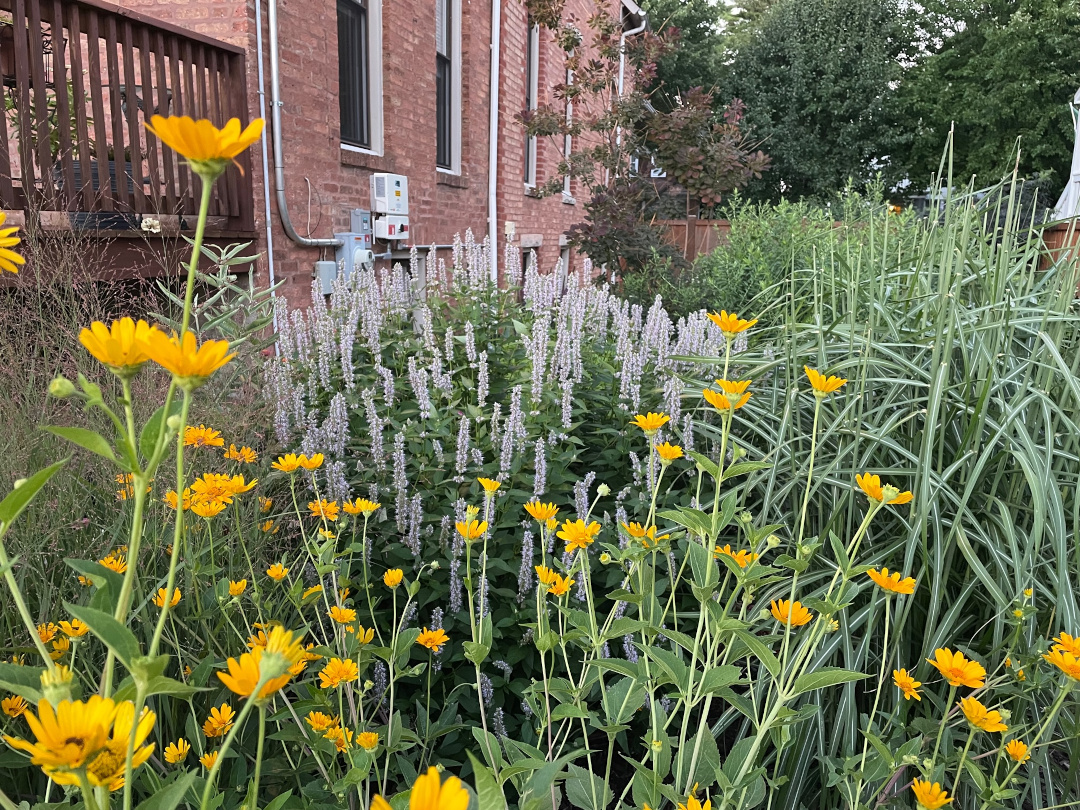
[
  {"left": 250, "top": 705, "right": 267, "bottom": 810},
  {"left": 931, "top": 684, "right": 958, "bottom": 766},
  {"left": 0, "top": 529, "right": 55, "bottom": 670},
  {"left": 953, "top": 728, "right": 975, "bottom": 790},
  {"left": 181, "top": 177, "right": 214, "bottom": 336},
  {"left": 200, "top": 687, "right": 265, "bottom": 810},
  {"left": 150, "top": 392, "right": 193, "bottom": 658}
]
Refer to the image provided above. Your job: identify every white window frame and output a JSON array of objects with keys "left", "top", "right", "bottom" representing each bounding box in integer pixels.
[
  {"left": 436, "top": 0, "right": 463, "bottom": 174},
  {"left": 562, "top": 58, "right": 573, "bottom": 200},
  {"left": 524, "top": 22, "right": 540, "bottom": 188},
  {"left": 338, "top": 0, "right": 384, "bottom": 156}
]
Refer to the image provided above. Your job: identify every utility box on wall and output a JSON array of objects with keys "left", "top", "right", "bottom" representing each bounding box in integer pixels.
[
  {"left": 333, "top": 208, "right": 376, "bottom": 282},
  {"left": 374, "top": 215, "right": 409, "bottom": 240},
  {"left": 371, "top": 173, "right": 409, "bottom": 214}
]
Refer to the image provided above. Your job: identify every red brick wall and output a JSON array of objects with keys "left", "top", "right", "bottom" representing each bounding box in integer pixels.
[{"left": 119, "top": 0, "right": 625, "bottom": 309}]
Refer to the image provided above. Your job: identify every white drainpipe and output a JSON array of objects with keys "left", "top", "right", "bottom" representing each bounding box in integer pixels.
[
  {"left": 267, "top": 0, "right": 342, "bottom": 248},
  {"left": 487, "top": 0, "right": 502, "bottom": 283},
  {"left": 616, "top": 9, "right": 647, "bottom": 153},
  {"left": 254, "top": 0, "right": 278, "bottom": 333}
]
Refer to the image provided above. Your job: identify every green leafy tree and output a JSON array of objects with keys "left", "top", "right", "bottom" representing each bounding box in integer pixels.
[
  {"left": 719, "top": 0, "right": 909, "bottom": 200},
  {"left": 520, "top": 0, "right": 768, "bottom": 272},
  {"left": 639, "top": 0, "right": 723, "bottom": 109},
  {"left": 896, "top": 0, "right": 1080, "bottom": 187}
]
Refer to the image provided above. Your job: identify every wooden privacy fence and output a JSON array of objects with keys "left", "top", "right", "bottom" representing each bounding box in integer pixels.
[
  {"left": 659, "top": 218, "right": 1080, "bottom": 270},
  {"left": 0, "top": 0, "right": 253, "bottom": 232},
  {"left": 656, "top": 219, "right": 731, "bottom": 261}
]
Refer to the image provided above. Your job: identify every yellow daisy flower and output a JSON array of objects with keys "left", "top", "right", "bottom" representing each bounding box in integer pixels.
[
  {"left": 145, "top": 115, "right": 264, "bottom": 178},
  {"left": 183, "top": 425, "right": 224, "bottom": 448},
  {"left": 0, "top": 210, "right": 26, "bottom": 274},
  {"left": 707, "top": 310, "right": 757, "bottom": 339},
  {"left": 416, "top": 627, "right": 450, "bottom": 652},
  {"left": 78, "top": 318, "right": 158, "bottom": 374},
  {"left": 142, "top": 331, "right": 235, "bottom": 389}
]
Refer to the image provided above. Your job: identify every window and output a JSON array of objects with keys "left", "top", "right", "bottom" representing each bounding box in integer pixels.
[
  {"left": 338, "top": 0, "right": 370, "bottom": 148},
  {"left": 559, "top": 245, "right": 570, "bottom": 293},
  {"left": 562, "top": 57, "right": 573, "bottom": 198},
  {"left": 436, "top": 0, "right": 460, "bottom": 171},
  {"left": 524, "top": 21, "right": 539, "bottom": 186}
]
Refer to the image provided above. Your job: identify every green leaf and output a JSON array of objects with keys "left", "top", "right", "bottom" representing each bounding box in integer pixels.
[
  {"left": 699, "top": 665, "right": 743, "bottom": 694},
  {"left": 135, "top": 773, "right": 197, "bottom": 810},
  {"left": 721, "top": 460, "right": 772, "bottom": 481},
  {"left": 394, "top": 628, "right": 421, "bottom": 660},
  {"left": 565, "top": 763, "right": 613, "bottom": 810},
  {"left": 588, "top": 659, "right": 642, "bottom": 680},
  {"left": 64, "top": 558, "right": 125, "bottom": 602},
  {"left": 658, "top": 507, "right": 712, "bottom": 538},
  {"left": 827, "top": 532, "right": 849, "bottom": 568},
  {"left": 687, "top": 726, "right": 721, "bottom": 789},
  {"left": 688, "top": 451, "right": 721, "bottom": 479},
  {"left": 65, "top": 603, "right": 142, "bottom": 670},
  {"left": 788, "top": 667, "right": 867, "bottom": 697},
  {"left": 551, "top": 703, "right": 590, "bottom": 721},
  {"left": 732, "top": 631, "right": 781, "bottom": 678},
  {"left": 468, "top": 752, "right": 506, "bottom": 810},
  {"left": 0, "top": 662, "right": 46, "bottom": 691},
  {"left": 0, "top": 460, "right": 67, "bottom": 528},
  {"left": 42, "top": 427, "right": 118, "bottom": 464},
  {"left": 463, "top": 641, "right": 491, "bottom": 665},
  {"left": 140, "top": 403, "right": 180, "bottom": 462},
  {"left": 602, "top": 676, "right": 646, "bottom": 726},
  {"left": 114, "top": 676, "right": 206, "bottom": 701},
  {"left": 645, "top": 646, "right": 690, "bottom": 694},
  {"left": 0, "top": 678, "right": 42, "bottom": 703},
  {"left": 471, "top": 727, "right": 504, "bottom": 772},
  {"left": 687, "top": 540, "right": 720, "bottom": 592},
  {"left": 263, "top": 790, "right": 296, "bottom": 810},
  {"left": 334, "top": 765, "right": 372, "bottom": 792}
]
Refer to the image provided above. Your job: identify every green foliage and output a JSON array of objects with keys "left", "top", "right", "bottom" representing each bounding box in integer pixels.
[
  {"left": 719, "top": 0, "right": 909, "bottom": 199},
  {"left": 520, "top": 1, "right": 766, "bottom": 273},
  {"left": 895, "top": 0, "right": 1080, "bottom": 186},
  {"left": 618, "top": 184, "right": 919, "bottom": 320},
  {"left": 640, "top": 0, "right": 724, "bottom": 107},
  {"left": 5, "top": 166, "right": 1080, "bottom": 810}
]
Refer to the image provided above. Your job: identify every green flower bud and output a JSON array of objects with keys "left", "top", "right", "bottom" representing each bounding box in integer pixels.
[{"left": 48, "top": 376, "right": 76, "bottom": 398}]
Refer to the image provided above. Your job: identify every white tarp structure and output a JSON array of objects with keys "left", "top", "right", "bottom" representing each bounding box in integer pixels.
[{"left": 1054, "top": 88, "right": 1080, "bottom": 221}]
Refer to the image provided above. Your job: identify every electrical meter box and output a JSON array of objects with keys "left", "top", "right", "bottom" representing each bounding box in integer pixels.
[
  {"left": 374, "top": 215, "right": 410, "bottom": 240},
  {"left": 371, "top": 173, "right": 409, "bottom": 214},
  {"left": 333, "top": 208, "right": 375, "bottom": 281}
]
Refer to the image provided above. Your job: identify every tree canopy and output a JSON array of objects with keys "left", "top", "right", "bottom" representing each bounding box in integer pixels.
[
  {"left": 718, "top": 0, "right": 908, "bottom": 200},
  {"left": 896, "top": 0, "right": 1080, "bottom": 188}
]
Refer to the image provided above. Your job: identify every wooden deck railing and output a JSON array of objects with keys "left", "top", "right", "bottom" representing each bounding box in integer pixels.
[{"left": 0, "top": 0, "right": 253, "bottom": 232}]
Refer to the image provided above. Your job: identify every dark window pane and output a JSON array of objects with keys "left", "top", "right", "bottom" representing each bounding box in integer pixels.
[
  {"left": 524, "top": 22, "right": 537, "bottom": 182},
  {"left": 338, "top": 0, "right": 370, "bottom": 148},
  {"left": 436, "top": 54, "right": 451, "bottom": 168}
]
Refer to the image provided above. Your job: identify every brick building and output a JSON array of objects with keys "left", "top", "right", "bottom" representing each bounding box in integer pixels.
[{"left": 108, "top": 0, "right": 647, "bottom": 307}]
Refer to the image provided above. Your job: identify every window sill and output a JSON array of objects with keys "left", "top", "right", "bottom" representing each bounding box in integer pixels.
[
  {"left": 561, "top": 192, "right": 576, "bottom": 205},
  {"left": 437, "top": 172, "right": 469, "bottom": 189},
  {"left": 341, "top": 146, "right": 392, "bottom": 171},
  {"left": 524, "top": 183, "right": 541, "bottom": 197}
]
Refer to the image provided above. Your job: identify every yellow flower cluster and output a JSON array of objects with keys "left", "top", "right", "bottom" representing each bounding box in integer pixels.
[
  {"left": 80, "top": 319, "right": 234, "bottom": 387},
  {"left": 165, "top": 468, "right": 257, "bottom": 519},
  {"left": 3, "top": 696, "right": 155, "bottom": 790}
]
